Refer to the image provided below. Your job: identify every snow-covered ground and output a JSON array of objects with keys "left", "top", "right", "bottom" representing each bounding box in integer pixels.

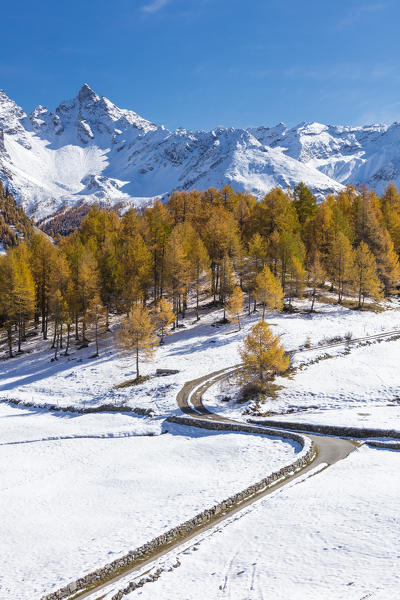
[
  {"left": 2, "top": 300, "right": 400, "bottom": 421},
  {"left": 197, "top": 302, "right": 400, "bottom": 430},
  {"left": 2, "top": 300, "right": 400, "bottom": 599},
  {"left": 118, "top": 445, "right": 400, "bottom": 600},
  {"left": 0, "top": 404, "right": 298, "bottom": 600}
]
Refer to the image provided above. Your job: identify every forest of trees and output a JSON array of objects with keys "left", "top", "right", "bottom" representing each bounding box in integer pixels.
[
  {"left": 0, "top": 182, "right": 34, "bottom": 249},
  {"left": 1, "top": 181, "right": 400, "bottom": 362}
]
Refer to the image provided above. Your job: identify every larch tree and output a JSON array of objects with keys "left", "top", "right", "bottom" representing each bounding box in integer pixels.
[
  {"left": 165, "top": 224, "right": 190, "bottom": 326},
  {"left": 59, "top": 232, "right": 85, "bottom": 341},
  {"left": 219, "top": 254, "right": 236, "bottom": 320},
  {"left": 226, "top": 286, "right": 244, "bottom": 330},
  {"left": 381, "top": 183, "right": 400, "bottom": 254},
  {"left": 10, "top": 246, "right": 35, "bottom": 353},
  {"left": 247, "top": 232, "right": 269, "bottom": 312},
  {"left": 352, "top": 242, "right": 382, "bottom": 308},
  {"left": 239, "top": 320, "right": 289, "bottom": 390},
  {"left": 117, "top": 304, "right": 158, "bottom": 379},
  {"left": 352, "top": 188, "right": 399, "bottom": 293},
  {"left": 87, "top": 294, "right": 106, "bottom": 357},
  {"left": 0, "top": 246, "right": 35, "bottom": 355},
  {"left": 375, "top": 230, "right": 400, "bottom": 295},
  {"left": 254, "top": 265, "right": 284, "bottom": 319},
  {"left": 286, "top": 255, "right": 306, "bottom": 309},
  {"left": 308, "top": 251, "right": 325, "bottom": 312},
  {"left": 254, "top": 187, "right": 300, "bottom": 238},
  {"left": 143, "top": 201, "right": 172, "bottom": 301},
  {"left": 328, "top": 232, "right": 354, "bottom": 303},
  {"left": 118, "top": 233, "right": 152, "bottom": 312},
  {"left": 0, "top": 253, "right": 15, "bottom": 357},
  {"left": 278, "top": 231, "right": 304, "bottom": 293},
  {"left": 248, "top": 233, "right": 268, "bottom": 273},
  {"left": 49, "top": 251, "right": 71, "bottom": 350},
  {"left": 29, "top": 233, "right": 58, "bottom": 339},
  {"left": 77, "top": 245, "right": 100, "bottom": 345},
  {"left": 154, "top": 298, "right": 175, "bottom": 344},
  {"left": 186, "top": 233, "right": 210, "bottom": 320},
  {"left": 314, "top": 200, "right": 335, "bottom": 261},
  {"left": 49, "top": 289, "right": 69, "bottom": 360},
  {"left": 203, "top": 207, "right": 240, "bottom": 303}
]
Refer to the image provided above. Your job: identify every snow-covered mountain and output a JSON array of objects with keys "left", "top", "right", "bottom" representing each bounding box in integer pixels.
[{"left": 0, "top": 84, "right": 399, "bottom": 222}]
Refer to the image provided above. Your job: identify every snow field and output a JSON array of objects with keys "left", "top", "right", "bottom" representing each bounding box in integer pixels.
[
  {"left": 2, "top": 301, "right": 400, "bottom": 419},
  {"left": 122, "top": 446, "right": 400, "bottom": 600},
  {"left": 0, "top": 410, "right": 299, "bottom": 600},
  {"left": 201, "top": 302, "right": 400, "bottom": 429}
]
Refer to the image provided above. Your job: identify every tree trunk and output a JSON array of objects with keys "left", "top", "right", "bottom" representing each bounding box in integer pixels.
[
  {"left": 136, "top": 345, "right": 139, "bottom": 378},
  {"left": 65, "top": 324, "right": 71, "bottom": 355},
  {"left": 54, "top": 327, "right": 59, "bottom": 361},
  {"left": 75, "top": 315, "right": 79, "bottom": 340},
  {"left": 95, "top": 319, "right": 99, "bottom": 356},
  {"left": 7, "top": 323, "right": 13, "bottom": 358},
  {"left": 51, "top": 320, "right": 57, "bottom": 349},
  {"left": 17, "top": 315, "right": 22, "bottom": 352},
  {"left": 196, "top": 284, "right": 200, "bottom": 320},
  {"left": 311, "top": 288, "right": 316, "bottom": 312}
]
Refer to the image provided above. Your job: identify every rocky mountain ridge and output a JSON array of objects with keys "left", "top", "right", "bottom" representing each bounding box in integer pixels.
[{"left": 0, "top": 84, "right": 398, "bottom": 221}]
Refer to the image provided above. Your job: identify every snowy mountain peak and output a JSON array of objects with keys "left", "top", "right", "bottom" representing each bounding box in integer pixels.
[
  {"left": 1, "top": 85, "right": 400, "bottom": 222},
  {"left": 77, "top": 83, "right": 99, "bottom": 104}
]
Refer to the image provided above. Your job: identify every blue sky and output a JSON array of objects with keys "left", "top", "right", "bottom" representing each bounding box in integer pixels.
[{"left": 1, "top": 0, "right": 399, "bottom": 130}]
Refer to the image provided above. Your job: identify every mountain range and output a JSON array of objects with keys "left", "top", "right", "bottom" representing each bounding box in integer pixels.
[{"left": 1, "top": 83, "right": 399, "bottom": 223}]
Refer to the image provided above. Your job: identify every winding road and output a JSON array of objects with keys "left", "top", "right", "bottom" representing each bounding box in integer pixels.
[
  {"left": 45, "top": 327, "right": 400, "bottom": 600},
  {"left": 73, "top": 365, "right": 359, "bottom": 600},
  {"left": 176, "top": 365, "right": 358, "bottom": 470}
]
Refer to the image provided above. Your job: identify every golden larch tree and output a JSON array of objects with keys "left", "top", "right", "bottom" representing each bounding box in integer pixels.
[
  {"left": 87, "top": 294, "right": 106, "bottom": 357},
  {"left": 328, "top": 232, "right": 354, "bottom": 303},
  {"left": 154, "top": 298, "right": 175, "bottom": 343},
  {"left": 226, "top": 286, "right": 244, "bottom": 330},
  {"left": 117, "top": 304, "right": 158, "bottom": 379},
  {"left": 308, "top": 251, "right": 325, "bottom": 312},
  {"left": 352, "top": 242, "right": 382, "bottom": 308},
  {"left": 239, "top": 320, "right": 289, "bottom": 389},
  {"left": 254, "top": 265, "right": 284, "bottom": 319}
]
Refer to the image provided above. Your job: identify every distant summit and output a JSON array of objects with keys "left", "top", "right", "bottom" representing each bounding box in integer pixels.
[{"left": 0, "top": 85, "right": 399, "bottom": 222}]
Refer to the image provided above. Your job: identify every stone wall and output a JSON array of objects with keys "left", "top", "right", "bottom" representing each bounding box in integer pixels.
[
  {"left": 41, "top": 417, "right": 315, "bottom": 600},
  {"left": 1, "top": 397, "right": 154, "bottom": 417},
  {"left": 249, "top": 417, "right": 400, "bottom": 439}
]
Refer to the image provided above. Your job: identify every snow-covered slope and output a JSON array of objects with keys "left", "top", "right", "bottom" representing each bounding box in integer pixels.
[{"left": 0, "top": 84, "right": 399, "bottom": 221}]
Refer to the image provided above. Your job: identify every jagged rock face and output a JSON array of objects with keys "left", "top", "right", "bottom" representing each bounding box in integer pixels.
[{"left": 0, "top": 84, "right": 399, "bottom": 221}]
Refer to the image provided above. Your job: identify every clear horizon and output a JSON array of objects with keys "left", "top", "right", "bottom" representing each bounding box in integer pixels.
[{"left": 1, "top": 0, "right": 400, "bottom": 130}]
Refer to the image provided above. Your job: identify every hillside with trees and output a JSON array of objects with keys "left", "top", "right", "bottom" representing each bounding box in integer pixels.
[
  {"left": 0, "top": 182, "right": 34, "bottom": 251},
  {"left": 1, "top": 182, "right": 400, "bottom": 361}
]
